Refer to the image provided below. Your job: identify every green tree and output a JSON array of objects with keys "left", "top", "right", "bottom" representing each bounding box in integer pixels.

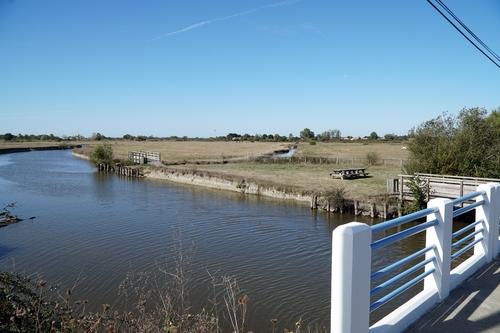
[
  {"left": 90, "top": 144, "right": 114, "bottom": 165},
  {"left": 300, "top": 128, "right": 315, "bottom": 140},
  {"left": 487, "top": 108, "right": 500, "bottom": 133},
  {"left": 405, "top": 108, "right": 499, "bottom": 178},
  {"left": 369, "top": 131, "right": 379, "bottom": 140},
  {"left": 92, "top": 132, "right": 106, "bottom": 141},
  {"left": 3, "top": 133, "right": 15, "bottom": 141},
  {"left": 404, "top": 176, "right": 430, "bottom": 213},
  {"left": 384, "top": 133, "right": 397, "bottom": 141}
]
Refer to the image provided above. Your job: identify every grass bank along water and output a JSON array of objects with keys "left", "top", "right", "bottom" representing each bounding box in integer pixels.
[
  {"left": 75, "top": 158, "right": 399, "bottom": 218},
  {"left": 144, "top": 166, "right": 399, "bottom": 218},
  {"left": 71, "top": 141, "right": 406, "bottom": 218},
  {"left": 0, "top": 144, "right": 82, "bottom": 155}
]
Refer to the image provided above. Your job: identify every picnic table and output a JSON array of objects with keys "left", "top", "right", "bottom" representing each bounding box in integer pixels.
[{"left": 330, "top": 168, "right": 369, "bottom": 180}]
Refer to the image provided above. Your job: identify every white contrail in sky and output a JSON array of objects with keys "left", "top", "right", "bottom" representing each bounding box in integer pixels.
[{"left": 151, "top": 0, "right": 302, "bottom": 41}]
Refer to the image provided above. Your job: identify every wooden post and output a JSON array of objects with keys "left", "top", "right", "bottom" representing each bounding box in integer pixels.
[
  {"left": 354, "top": 201, "right": 359, "bottom": 215},
  {"left": 311, "top": 195, "right": 318, "bottom": 210},
  {"left": 370, "top": 203, "right": 376, "bottom": 218},
  {"left": 459, "top": 181, "right": 464, "bottom": 206},
  {"left": 399, "top": 175, "right": 404, "bottom": 201}
]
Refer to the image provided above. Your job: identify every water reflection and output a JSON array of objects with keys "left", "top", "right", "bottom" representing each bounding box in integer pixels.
[{"left": 0, "top": 150, "right": 437, "bottom": 331}]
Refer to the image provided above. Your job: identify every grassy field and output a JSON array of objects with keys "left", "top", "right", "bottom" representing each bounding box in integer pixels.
[
  {"left": 162, "top": 141, "right": 409, "bottom": 198},
  {"left": 175, "top": 162, "right": 402, "bottom": 199},
  {"left": 297, "top": 141, "right": 409, "bottom": 161},
  {"left": 85, "top": 141, "right": 288, "bottom": 163},
  {"left": 1, "top": 140, "right": 406, "bottom": 198}
]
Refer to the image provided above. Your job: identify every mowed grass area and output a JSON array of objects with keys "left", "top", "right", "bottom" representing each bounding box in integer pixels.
[
  {"left": 177, "top": 162, "right": 403, "bottom": 199},
  {"left": 174, "top": 141, "right": 409, "bottom": 198},
  {"left": 82, "top": 141, "right": 288, "bottom": 163},
  {"left": 297, "top": 141, "right": 409, "bottom": 161}
]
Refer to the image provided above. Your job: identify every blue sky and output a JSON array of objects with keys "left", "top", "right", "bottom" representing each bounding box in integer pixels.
[{"left": 1, "top": 0, "right": 499, "bottom": 137}]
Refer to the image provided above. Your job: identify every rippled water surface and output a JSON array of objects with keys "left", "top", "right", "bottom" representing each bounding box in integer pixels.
[{"left": 0, "top": 150, "right": 432, "bottom": 331}]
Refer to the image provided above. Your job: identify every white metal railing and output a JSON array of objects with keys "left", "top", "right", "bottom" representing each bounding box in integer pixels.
[{"left": 331, "top": 182, "right": 500, "bottom": 333}]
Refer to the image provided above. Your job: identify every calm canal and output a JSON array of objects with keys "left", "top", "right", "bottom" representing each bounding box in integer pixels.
[{"left": 0, "top": 150, "right": 427, "bottom": 331}]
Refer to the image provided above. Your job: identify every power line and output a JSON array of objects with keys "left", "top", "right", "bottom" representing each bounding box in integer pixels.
[
  {"left": 435, "top": 0, "right": 500, "bottom": 62},
  {"left": 426, "top": 0, "right": 500, "bottom": 69}
]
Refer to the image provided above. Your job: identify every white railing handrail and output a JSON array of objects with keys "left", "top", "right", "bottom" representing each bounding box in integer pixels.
[{"left": 331, "top": 182, "right": 500, "bottom": 333}]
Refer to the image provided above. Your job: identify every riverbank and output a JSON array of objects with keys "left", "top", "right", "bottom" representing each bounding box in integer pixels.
[
  {"left": 0, "top": 144, "right": 82, "bottom": 155},
  {"left": 72, "top": 149, "right": 397, "bottom": 217},
  {"left": 71, "top": 151, "right": 90, "bottom": 160},
  {"left": 70, "top": 145, "right": 401, "bottom": 217},
  {"left": 145, "top": 166, "right": 398, "bottom": 217}
]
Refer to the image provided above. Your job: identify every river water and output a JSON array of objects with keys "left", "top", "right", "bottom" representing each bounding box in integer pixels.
[{"left": 0, "top": 150, "right": 430, "bottom": 331}]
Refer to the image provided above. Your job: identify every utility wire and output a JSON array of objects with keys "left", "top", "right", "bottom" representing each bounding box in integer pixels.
[
  {"left": 426, "top": 0, "right": 500, "bottom": 69},
  {"left": 435, "top": 0, "right": 500, "bottom": 62}
]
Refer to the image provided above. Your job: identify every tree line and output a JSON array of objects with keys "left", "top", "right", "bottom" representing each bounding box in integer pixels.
[
  {"left": 0, "top": 130, "right": 408, "bottom": 143},
  {"left": 405, "top": 107, "right": 499, "bottom": 178}
]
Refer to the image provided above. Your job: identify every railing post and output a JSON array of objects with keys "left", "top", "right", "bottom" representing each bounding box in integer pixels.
[
  {"left": 424, "top": 198, "right": 453, "bottom": 300},
  {"left": 331, "top": 222, "right": 371, "bottom": 333},
  {"left": 476, "top": 183, "right": 500, "bottom": 262},
  {"left": 496, "top": 185, "right": 500, "bottom": 257}
]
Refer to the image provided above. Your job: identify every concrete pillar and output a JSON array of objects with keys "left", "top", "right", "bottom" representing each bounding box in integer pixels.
[
  {"left": 424, "top": 198, "right": 453, "bottom": 300},
  {"left": 331, "top": 222, "right": 371, "bottom": 333},
  {"left": 475, "top": 183, "right": 500, "bottom": 261}
]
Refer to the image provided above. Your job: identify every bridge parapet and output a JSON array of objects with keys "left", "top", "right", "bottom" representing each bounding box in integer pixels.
[{"left": 331, "top": 182, "right": 500, "bottom": 333}]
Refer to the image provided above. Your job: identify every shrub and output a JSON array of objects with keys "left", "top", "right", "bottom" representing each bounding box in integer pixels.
[
  {"left": 405, "top": 108, "right": 499, "bottom": 178},
  {"left": 90, "top": 143, "right": 113, "bottom": 165},
  {"left": 366, "top": 152, "right": 379, "bottom": 165},
  {"left": 404, "top": 175, "right": 430, "bottom": 214},
  {"left": 324, "top": 187, "right": 346, "bottom": 212},
  {"left": 309, "top": 141, "right": 317, "bottom": 145}
]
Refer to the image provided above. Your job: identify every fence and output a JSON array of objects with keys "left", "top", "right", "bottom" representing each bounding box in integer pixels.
[
  {"left": 128, "top": 151, "right": 161, "bottom": 164},
  {"left": 389, "top": 173, "right": 500, "bottom": 201},
  {"left": 331, "top": 182, "right": 500, "bottom": 333},
  {"left": 251, "top": 155, "right": 404, "bottom": 166}
]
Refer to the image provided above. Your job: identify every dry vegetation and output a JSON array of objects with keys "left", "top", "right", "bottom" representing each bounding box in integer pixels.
[
  {"left": 1, "top": 140, "right": 407, "bottom": 199},
  {"left": 174, "top": 162, "right": 402, "bottom": 200},
  {"left": 296, "top": 141, "right": 409, "bottom": 161},
  {"left": 156, "top": 141, "right": 408, "bottom": 199},
  {"left": 83, "top": 141, "right": 288, "bottom": 163}
]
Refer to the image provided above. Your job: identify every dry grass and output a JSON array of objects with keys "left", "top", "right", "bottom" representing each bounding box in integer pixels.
[
  {"left": 86, "top": 141, "right": 288, "bottom": 163},
  {"left": 296, "top": 142, "right": 409, "bottom": 161},
  {"left": 173, "top": 162, "right": 403, "bottom": 199}
]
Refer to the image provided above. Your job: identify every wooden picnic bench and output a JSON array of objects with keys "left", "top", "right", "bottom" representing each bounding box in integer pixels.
[{"left": 330, "top": 168, "right": 369, "bottom": 180}]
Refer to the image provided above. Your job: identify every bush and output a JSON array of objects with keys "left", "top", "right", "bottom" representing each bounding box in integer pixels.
[
  {"left": 309, "top": 141, "right": 317, "bottom": 145},
  {"left": 366, "top": 152, "right": 379, "bottom": 165},
  {"left": 404, "top": 175, "right": 430, "bottom": 214},
  {"left": 90, "top": 143, "right": 113, "bottom": 165},
  {"left": 324, "top": 187, "right": 346, "bottom": 212},
  {"left": 405, "top": 108, "right": 499, "bottom": 178}
]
